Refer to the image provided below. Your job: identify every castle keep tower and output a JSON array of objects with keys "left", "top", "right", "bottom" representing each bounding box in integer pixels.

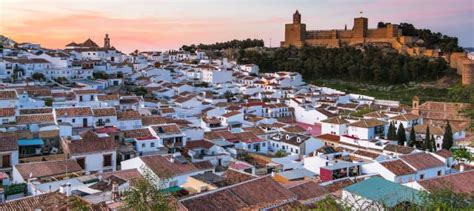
[
  {"left": 281, "top": 10, "right": 306, "bottom": 47},
  {"left": 104, "top": 34, "right": 111, "bottom": 49},
  {"left": 353, "top": 17, "right": 368, "bottom": 38}
]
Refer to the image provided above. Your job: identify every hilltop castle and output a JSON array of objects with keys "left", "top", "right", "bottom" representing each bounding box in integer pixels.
[
  {"left": 281, "top": 10, "right": 403, "bottom": 48},
  {"left": 281, "top": 10, "right": 474, "bottom": 85}
]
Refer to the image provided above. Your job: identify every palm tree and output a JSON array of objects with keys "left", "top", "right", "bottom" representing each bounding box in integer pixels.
[{"left": 452, "top": 147, "right": 472, "bottom": 163}]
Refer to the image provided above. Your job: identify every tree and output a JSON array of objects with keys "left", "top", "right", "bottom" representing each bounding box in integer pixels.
[
  {"left": 452, "top": 147, "right": 472, "bottom": 163},
  {"left": 409, "top": 126, "right": 416, "bottom": 147},
  {"left": 44, "top": 98, "right": 53, "bottom": 107},
  {"left": 223, "top": 91, "right": 234, "bottom": 102},
  {"left": 423, "top": 126, "right": 431, "bottom": 151},
  {"left": 442, "top": 122, "right": 454, "bottom": 150},
  {"left": 92, "top": 71, "right": 108, "bottom": 80},
  {"left": 387, "top": 122, "right": 395, "bottom": 140},
  {"left": 275, "top": 150, "right": 287, "bottom": 158},
  {"left": 133, "top": 87, "right": 148, "bottom": 96},
  {"left": 396, "top": 123, "right": 407, "bottom": 146},
  {"left": 117, "top": 71, "right": 124, "bottom": 78},
  {"left": 122, "top": 168, "right": 176, "bottom": 210},
  {"left": 377, "top": 22, "right": 387, "bottom": 28},
  {"left": 430, "top": 135, "right": 436, "bottom": 152},
  {"left": 32, "top": 72, "right": 45, "bottom": 81}
]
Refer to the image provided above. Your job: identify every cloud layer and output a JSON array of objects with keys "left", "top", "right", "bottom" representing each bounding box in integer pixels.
[{"left": 1, "top": 0, "right": 472, "bottom": 53}]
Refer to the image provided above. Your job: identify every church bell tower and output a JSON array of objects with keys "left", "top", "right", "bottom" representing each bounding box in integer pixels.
[
  {"left": 104, "top": 34, "right": 111, "bottom": 49},
  {"left": 293, "top": 10, "right": 301, "bottom": 24}
]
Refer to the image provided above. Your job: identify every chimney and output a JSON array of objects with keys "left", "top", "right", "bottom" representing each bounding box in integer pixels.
[
  {"left": 460, "top": 163, "right": 465, "bottom": 172},
  {"left": 111, "top": 181, "right": 119, "bottom": 201},
  {"left": 59, "top": 183, "right": 72, "bottom": 197},
  {"left": 271, "top": 171, "right": 275, "bottom": 177},
  {"left": 404, "top": 142, "right": 408, "bottom": 147}
]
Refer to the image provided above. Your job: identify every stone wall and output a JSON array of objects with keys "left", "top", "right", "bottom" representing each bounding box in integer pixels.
[{"left": 280, "top": 11, "right": 473, "bottom": 85}]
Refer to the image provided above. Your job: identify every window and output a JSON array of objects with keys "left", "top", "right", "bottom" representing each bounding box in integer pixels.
[
  {"left": 420, "top": 174, "right": 424, "bottom": 180},
  {"left": 2, "top": 154, "right": 11, "bottom": 168},
  {"left": 142, "top": 143, "right": 146, "bottom": 148},
  {"left": 262, "top": 143, "right": 266, "bottom": 147},
  {"left": 437, "top": 170, "right": 442, "bottom": 176},
  {"left": 103, "top": 154, "right": 112, "bottom": 167},
  {"left": 72, "top": 119, "right": 76, "bottom": 123},
  {"left": 169, "top": 180, "right": 178, "bottom": 187},
  {"left": 76, "top": 157, "right": 86, "bottom": 169},
  {"left": 295, "top": 149, "right": 299, "bottom": 154},
  {"left": 151, "top": 142, "right": 155, "bottom": 148},
  {"left": 90, "top": 95, "right": 94, "bottom": 101}
]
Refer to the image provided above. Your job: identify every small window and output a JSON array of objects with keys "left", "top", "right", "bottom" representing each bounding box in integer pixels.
[
  {"left": 151, "top": 142, "right": 155, "bottom": 148},
  {"left": 72, "top": 119, "right": 76, "bottom": 123},
  {"left": 103, "top": 154, "right": 112, "bottom": 167},
  {"left": 142, "top": 143, "right": 145, "bottom": 148},
  {"left": 420, "top": 174, "right": 424, "bottom": 180},
  {"left": 437, "top": 171, "right": 442, "bottom": 176}
]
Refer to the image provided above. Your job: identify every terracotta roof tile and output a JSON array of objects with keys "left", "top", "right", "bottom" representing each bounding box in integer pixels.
[
  {"left": 63, "top": 131, "right": 116, "bottom": 154},
  {"left": 15, "top": 159, "right": 83, "bottom": 179},
  {"left": 0, "top": 107, "right": 15, "bottom": 117},
  {"left": 19, "top": 108, "right": 52, "bottom": 115},
  {"left": 123, "top": 128, "right": 153, "bottom": 139},
  {"left": 349, "top": 119, "right": 386, "bottom": 128},
  {"left": 92, "top": 108, "right": 117, "bottom": 117},
  {"left": 383, "top": 144, "right": 415, "bottom": 155},
  {"left": 16, "top": 114, "right": 55, "bottom": 124},
  {"left": 55, "top": 107, "right": 92, "bottom": 117},
  {"left": 288, "top": 181, "right": 327, "bottom": 202},
  {"left": 117, "top": 110, "right": 141, "bottom": 120},
  {"left": 418, "top": 170, "right": 474, "bottom": 194},
  {"left": 0, "top": 90, "right": 17, "bottom": 100},
  {"left": 140, "top": 155, "right": 199, "bottom": 178},
  {"left": 400, "top": 153, "right": 445, "bottom": 170},
  {"left": 179, "top": 176, "right": 296, "bottom": 211},
  {"left": 381, "top": 159, "right": 416, "bottom": 176}
]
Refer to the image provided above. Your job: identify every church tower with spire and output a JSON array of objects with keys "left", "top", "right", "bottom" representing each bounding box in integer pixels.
[{"left": 104, "top": 34, "right": 111, "bottom": 49}]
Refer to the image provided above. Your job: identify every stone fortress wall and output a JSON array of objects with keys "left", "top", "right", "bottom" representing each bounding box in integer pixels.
[{"left": 281, "top": 10, "right": 473, "bottom": 85}]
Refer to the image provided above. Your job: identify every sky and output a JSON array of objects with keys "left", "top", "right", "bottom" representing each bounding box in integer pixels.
[{"left": 1, "top": 0, "right": 473, "bottom": 53}]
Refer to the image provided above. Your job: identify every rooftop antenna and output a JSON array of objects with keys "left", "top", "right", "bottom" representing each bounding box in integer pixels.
[
  {"left": 360, "top": 11, "right": 363, "bottom": 17},
  {"left": 269, "top": 38, "right": 272, "bottom": 48}
]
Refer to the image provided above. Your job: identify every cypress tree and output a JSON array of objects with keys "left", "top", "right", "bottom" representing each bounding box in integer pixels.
[
  {"left": 430, "top": 135, "right": 436, "bottom": 152},
  {"left": 442, "top": 122, "right": 454, "bottom": 150},
  {"left": 423, "top": 126, "right": 431, "bottom": 150},
  {"left": 409, "top": 126, "right": 416, "bottom": 147},
  {"left": 387, "top": 122, "right": 393, "bottom": 139},
  {"left": 388, "top": 122, "right": 397, "bottom": 140},
  {"left": 396, "top": 123, "right": 407, "bottom": 146}
]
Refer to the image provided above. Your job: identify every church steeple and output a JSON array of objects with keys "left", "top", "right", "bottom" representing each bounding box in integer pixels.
[
  {"left": 104, "top": 33, "right": 111, "bottom": 49},
  {"left": 293, "top": 10, "right": 301, "bottom": 24}
]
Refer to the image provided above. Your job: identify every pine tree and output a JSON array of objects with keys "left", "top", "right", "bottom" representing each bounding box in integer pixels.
[
  {"left": 423, "top": 126, "right": 431, "bottom": 151},
  {"left": 409, "top": 126, "right": 416, "bottom": 147},
  {"left": 442, "top": 122, "right": 454, "bottom": 150},
  {"left": 396, "top": 123, "right": 407, "bottom": 146}
]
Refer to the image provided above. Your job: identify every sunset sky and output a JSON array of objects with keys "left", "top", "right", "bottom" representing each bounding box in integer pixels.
[{"left": 1, "top": 0, "right": 473, "bottom": 53}]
